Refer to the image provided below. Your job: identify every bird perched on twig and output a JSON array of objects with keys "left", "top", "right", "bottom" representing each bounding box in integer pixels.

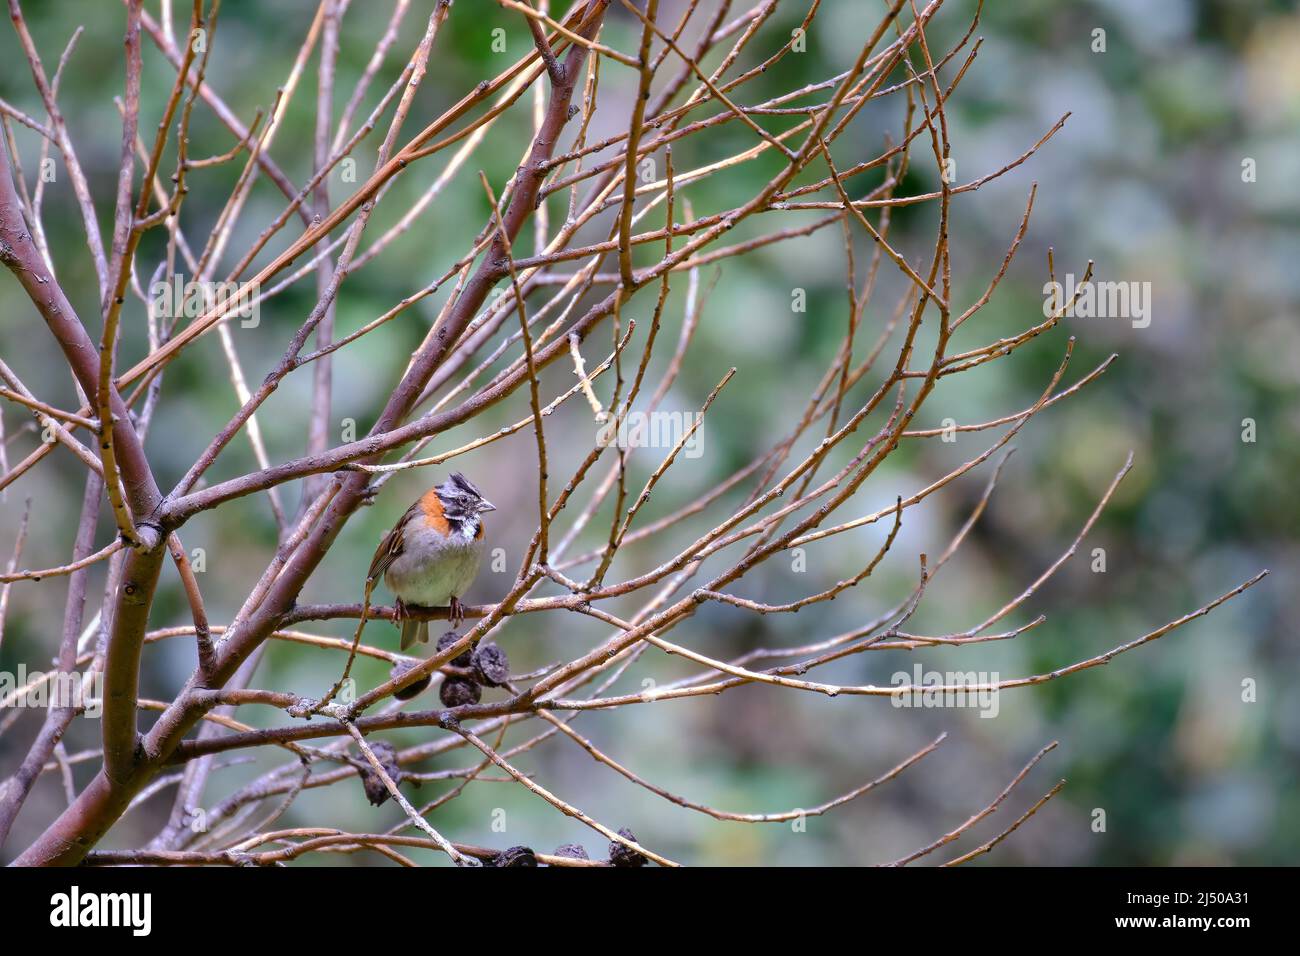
[{"left": 368, "top": 473, "right": 496, "bottom": 649}]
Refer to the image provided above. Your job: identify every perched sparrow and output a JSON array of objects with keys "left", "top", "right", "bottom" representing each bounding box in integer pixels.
[{"left": 368, "top": 473, "right": 496, "bottom": 650}]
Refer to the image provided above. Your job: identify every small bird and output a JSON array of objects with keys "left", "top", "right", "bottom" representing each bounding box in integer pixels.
[{"left": 368, "top": 473, "right": 496, "bottom": 650}]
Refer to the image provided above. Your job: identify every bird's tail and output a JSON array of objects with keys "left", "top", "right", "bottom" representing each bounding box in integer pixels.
[{"left": 400, "top": 619, "right": 428, "bottom": 651}]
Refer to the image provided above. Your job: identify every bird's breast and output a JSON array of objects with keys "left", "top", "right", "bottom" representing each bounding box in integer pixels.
[{"left": 384, "top": 524, "right": 485, "bottom": 607}]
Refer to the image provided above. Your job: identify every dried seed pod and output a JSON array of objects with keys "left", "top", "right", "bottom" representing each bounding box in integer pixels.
[
  {"left": 552, "top": 843, "right": 589, "bottom": 861},
  {"left": 491, "top": 845, "right": 537, "bottom": 867},
  {"left": 608, "top": 828, "right": 647, "bottom": 867},
  {"left": 436, "top": 630, "right": 473, "bottom": 668},
  {"left": 390, "top": 659, "right": 431, "bottom": 701},
  {"left": 439, "top": 676, "right": 481, "bottom": 708},
  {"left": 472, "top": 640, "right": 510, "bottom": 687},
  {"left": 359, "top": 741, "right": 402, "bottom": 807}
]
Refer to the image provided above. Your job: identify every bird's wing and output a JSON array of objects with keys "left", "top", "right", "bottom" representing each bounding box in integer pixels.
[{"left": 368, "top": 501, "right": 420, "bottom": 583}]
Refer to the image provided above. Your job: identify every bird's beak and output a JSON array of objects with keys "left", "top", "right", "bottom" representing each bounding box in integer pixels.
[{"left": 479, "top": 500, "right": 497, "bottom": 513}]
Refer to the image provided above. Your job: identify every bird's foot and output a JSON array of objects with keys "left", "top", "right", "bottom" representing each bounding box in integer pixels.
[
  {"left": 449, "top": 596, "right": 465, "bottom": 629},
  {"left": 393, "top": 598, "right": 409, "bottom": 623}
]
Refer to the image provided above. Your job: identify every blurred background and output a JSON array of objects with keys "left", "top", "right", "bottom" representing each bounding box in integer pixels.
[{"left": 0, "top": 0, "right": 1295, "bottom": 865}]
